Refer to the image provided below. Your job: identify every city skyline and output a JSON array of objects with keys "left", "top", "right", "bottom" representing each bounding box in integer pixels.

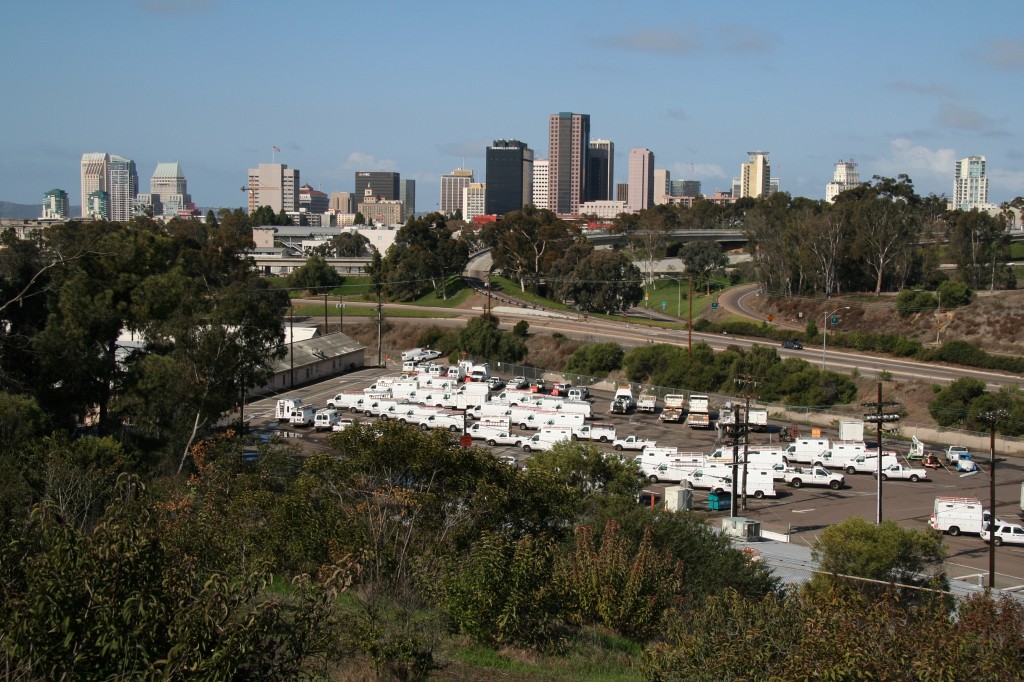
[{"left": 4, "top": 2, "right": 1024, "bottom": 212}]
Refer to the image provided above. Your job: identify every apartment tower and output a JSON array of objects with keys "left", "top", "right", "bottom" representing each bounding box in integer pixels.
[
  {"left": 440, "top": 168, "right": 474, "bottom": 216},
  {"left": 247, "top": 162, "right": 299, "bottom": 214},
  {"left": 739, "top": 151, "right": 771, "bottom": 199},
  {"left": 80, "top": 152, "right": 109, "bottom": 218},
  {"left": 548, "top": 112, "right": 590, "bottom": 215},
  {"left": 953, "top": 156, "right": 989, "bottom": 211},
  {"left": 627, "top": 147, "right": 654, "bottom": 212}
]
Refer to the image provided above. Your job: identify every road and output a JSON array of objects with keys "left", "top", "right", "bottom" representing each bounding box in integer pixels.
[{"left": 246, "top": 367, "right": 1024, "bottom": 591}]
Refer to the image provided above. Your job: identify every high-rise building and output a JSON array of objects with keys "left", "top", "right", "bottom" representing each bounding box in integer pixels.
[
  {"left": 953, "top": 156, "right": 989, "bottom": 211},
  {"left": 739, "top": 151, "right": 771, "bottom": 199},
  {"left": 440, "top": 168, "right": 474, "bottom": 216},
  {"left": 653, "top": 168, "right": 670, "bottom": 206},
  {"left": 548, "top": 112, "right": 590, "bottom": 215},
  {"left": 247, "top": 163, "right": 299, "bottom": 214},
  {"left": 627, "top": 148, "right": 655, "bottom": 212},
  {"left": 80, "top": 152, "right": 109, "bottom": 218},
  {"left": 586, "top": 139, "right": 614, "bottom": 201},
  {"left": 825, "top": 160, "right": 860, "bottom": 203},
  {"left": 42, "top": 188, "right": 69, "bottom": 220},
  {"left": 355, "top": 171, "right": 400, "bottom": 202},
  {"left": 531, "top": 159, "right": 549, "bottom": 209},
  {"left": 615, "top": 183, "right": 629, "bottom": 202},
  {"left": 671, "top": 179, "right": 701, "bottom": 197},
  {"left": 329, "top": 192, "right": 354, "bottom": 213},
  {"left": 85, "top": 190, "right": 109, "bottom": 220},
  {"left": 299, "top": 183, "right": 329, "bottom": 214},
  {"left": 485, "top": 139, "right": 533, "bottom": 216},
  {"left": 462, "top": 183, "right": 487, "bottom": 222},
  {"left": 107, "top": 155, "right": 138, "bottom": 222},
  {"left": 138, "top": 162, "right": 192, "bottom": 217},
  {"left": 400, "top": 179, "right": 416, "bottom": 220}
]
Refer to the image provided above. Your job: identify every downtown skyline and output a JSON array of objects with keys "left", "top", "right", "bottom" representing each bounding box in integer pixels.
[{"left": 3, "top": 1, "right": 1023, "bottom": 212}]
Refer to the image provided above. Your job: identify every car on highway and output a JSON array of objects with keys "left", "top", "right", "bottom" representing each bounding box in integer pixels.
[
  {"left": 781, "top": 339, "right": 804, "bottom": 350},
  {"left": 980, "top": 523, "right": 1024, "bottom": 546}
]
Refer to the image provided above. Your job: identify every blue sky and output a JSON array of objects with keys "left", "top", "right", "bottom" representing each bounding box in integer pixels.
[{"left": 3, "top": 0, "right": 1023, "bottom": 211}]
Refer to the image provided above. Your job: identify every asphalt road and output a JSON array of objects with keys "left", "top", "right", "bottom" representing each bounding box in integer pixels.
[{"left": 245, "top": 367, "right": 1024, "bottom": 590}]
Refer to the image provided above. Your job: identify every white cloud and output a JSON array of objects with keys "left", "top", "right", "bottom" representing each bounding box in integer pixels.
[
  {"left": 935, "top": 103, "right": 996, "bottom": 131},
  {"left": 669, "top": 161, "right": 727, "bottom": 180},
  {"left": 873, "top": 138, "right": 957, "bottom": 186},
  {"left": 341, "top": 152, "right": 397, "bottom": 172}
]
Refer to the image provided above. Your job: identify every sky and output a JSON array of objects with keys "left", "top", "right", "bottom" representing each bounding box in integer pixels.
[{"left": 3, "top": 0, "right": 1024, "bottom": 213}]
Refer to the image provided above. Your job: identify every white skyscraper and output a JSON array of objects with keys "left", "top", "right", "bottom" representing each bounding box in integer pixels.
[
  {"left": 825, "top": 159, "right": 860, "bottom": 203},
  {"left": 627, "top": 148, "right": 654, "bottom": 212},
  {"left": 108, "top": 155, "right": 138, "bottom": 222},
  {"left": 462, "top": 182, "right": 487, "bottom": 222},
  {"left": 80, "top": 152, "right": 109, "bottom": 218},
  {"left": 440, "top": 168, "right": 474, "bottom": 216},
  {"left": 531, "top": 159, "right": 549, "bottom": 210},
  {"left": 953, "top": 156, "right": 989, "bottom": 211},
  {"left": 653, "top": 168, "right": 671, "bottom": 205},
  {"left": 739, "top": 151, "right": 771, "bottom": 199}
]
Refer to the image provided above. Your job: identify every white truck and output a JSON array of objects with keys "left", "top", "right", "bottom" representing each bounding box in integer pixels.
[
  {"left": 457, "top": 382, "right": 491, "bottom": 406},
  {"left": 313, "top": 408, "right": 341, "bottom": 431},
  {"left": 520, "top": 411, "right": 585, "bottom": 431},
  {"left": 639, "top": 461, "right": 692, "bottom": 484},
  {"left": 363, "top": 398, "right": 402, "bottom": 417},
  {"left": 685, "top": 394, "right": 711, "bottom": 429},
  {"left": 549, "top": 399, "right": 592, "bottom": 419},
  {"left": 659, "top": 394, "right": 686, "bottom": 423},
  {"left": 417, "top": 412, "right": 465, "bottom": 433},
  {"left": 468, "top": 416, "right": 512, "bottom": 435},
  {"left": 492, "top": 389, "right": 538, "bottom": 406},
  {"left": 689, "top": 466, "right": 778, "bottom": 499},
  {"left": 610, "top": 385, "right": 636, "bottom": 413},
  {"left": 522, "top": 432, "right": 566, "bottom": 453},
  {"left": 468, "top": 364, "right": 491, "bottom": 382},
  {"left": 945, "top": 445, "right": 972, "bottom": 465},
  {"left": 747, "top": 407, "right": 769, "bottom": 432},
  {"left": 276, "top": 397, "right": 303, "bottom": 420},
  {"left": 875, "top": 463, "right": 929, "bottom": 482},
  {"left": 571, "top": 422, "right": 616, "bottom": 443},
  {"left": 467, "top": 403, "right": 512, "bottom": 421},
  {"left": 681, "top": 467, "right": 732, "bottom": 492},
  {"left": 707, "top": 448, "right": 786, "bottom": 475},
  {"left": 783, "top": 437, "right": 830, "bottom": 466},
  {"left": 783, "top": 466, "right": 845, "bottom": 490},
  {"left": 844, "top": 453, "right": 898, "bottom": 475},
  {"left": 327, "top": 391, "right": 370, "bottom": 410},
  {"left": 289, "top": 405, "right": 317, "bottom": 427},
  {"left": 928, "top": 496, "right": 987, "bottom": 536},
  {"left": 838, "top": 419, "right": 865, "bottom": 442},
  {"left": 482, "top": 430, "right": 525, "bottom": 447},
  {"left": 637, "top": 393, "right": 658, "bottom": 413},
  {"left": 613, "top": 435, "right": 657, "bottom": 451}
]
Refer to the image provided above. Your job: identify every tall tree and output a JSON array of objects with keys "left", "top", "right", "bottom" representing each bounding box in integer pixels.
[
  {"left": 679, "top": 240, "right": 728, "bottom": 295},
  {"left": 482, "top": 206, "right": 578, "bottom": 292},
  {"left": 558, "top": 250, "right": 643, "bottom": 314}
]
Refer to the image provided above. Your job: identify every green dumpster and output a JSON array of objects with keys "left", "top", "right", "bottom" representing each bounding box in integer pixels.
[{"left": 708, "top": 492, "right": 731, "bottom": 511}]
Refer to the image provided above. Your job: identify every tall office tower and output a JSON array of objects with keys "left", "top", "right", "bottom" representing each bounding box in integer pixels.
[
  {"left": 107, "top": 155, "right": 138, "bottom": 222},
  {"left": 485, "top": 139, "right": 533, "bottom": 216},
  {"left": 627, "top": 148, "right": 655, "bottom": 212},
  {"left": 329, "top": 192, "right": 354, "bottom": 213},
  {"left": 671, "top": 179, "right": 701, "bottom": 197},
  {"left": 739, "top": 151, "right": 771, "bottom": 199},
  {"left": 355, "top": 171, "right": 400, "bottom": 202},
  {"left": 85, "top": 190, "right": 109, "bottom": 220},
  {"left": 462, "top": 183, "right": 487, "bottom": 222},
  {"left": 954, "top": 156, "right": 989, "bottom": 211},
  {"left": 140, "top": 162, "right": 193, "bottom": 217},
  {"left": 615, "top": 183, "right": 629, "bottom": 202},
  {"left": 41, "top": 188, "right": 69, "bottom": 220},
  {"left": 653, "top": 168, "right": 671, "bottom": 205},
  {"left": 586, "top": 138, "right": 614, "bottom": 201},
  {"left": 400, "top": 179, "right": 416, "bottom": 220},
  {"left": 247, "top": 162, "right": 299, "bottom": 214},
  {"left": 299, "top": 184, "right": 329, "bottom": 214},
  {"left": 824, "top": 159, "right": 860, "bottom": 203},
  {"left": 531, "top": 159, "right": 549, "bottom": 209},
  {"left": 440, "top": 168, "right": 474, "bottom": 216},
  {"left": 548, "top": 112, "right": 590, "bottom": 215},
  {"left": 80, "top": 152, "right": 110, "bottom": 218}
]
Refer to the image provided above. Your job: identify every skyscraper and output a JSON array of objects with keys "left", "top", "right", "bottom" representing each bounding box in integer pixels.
[
  {"left": 586, "top": 139, "right": 614, "bottom": 201},
  {"left": 355, "top": 172, "right": 400, "bottom": 202},
  {"left": 825, "top": 160, "right": 860, "bottom": 203},
  {"left": 548, "top": 112, "right": 590, "bottom": 215},
  {"left": 671, "top": 180, "right": 701, "bottom": 197},
  {"left": 653, "top": 168, "right": 670, "bottom": 206},
  {"left": 627, "top": 148, "right": 654, "bottom": 212},
  {"left": 42, "top": 188, "right": 69, "bottom": 220},
  {"left": 953, "top": 156, "right": 989, "bottom": 211},
  {"left": 400, "top": 179, "right": 416, "bottom": 220},
  {"left": 247, "top": 163, "right": 299, "bottom": 214},
  {"left": 462, "top": 183, "right": 487, "bottom": 222},
  {"left": 440, "top": 168, "right": 474, "bottom": 216},
  {"left": 485, "top": 139, "right": 533, "bottom": 216},
  {"left": 739, "top": 151, "right": 771, "bottom": 199},
  {"left": 531, "top": 159, "right": 549, "bottom": 210},
  {"left": 138, "top": 162, "right": 192, "bottom": 217},
  {"left": 80, "top": 152, "right": 109, "bottom": 218},
  {"left": 108, "top": 155, "right": 138, "bottom": 222}
]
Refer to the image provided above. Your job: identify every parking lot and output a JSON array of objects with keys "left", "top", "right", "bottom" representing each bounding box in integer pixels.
[{"left": 244, "top": 367, "right": 1024, "bottom": 590}]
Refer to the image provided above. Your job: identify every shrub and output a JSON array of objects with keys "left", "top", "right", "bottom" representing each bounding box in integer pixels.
[
  {"left": 937, "top": 279, "right": 973, "bottom": 308},
  {"left": 512, "top": 320, "right": 530, "bottom": 338},
  {"left": 564, "top": 342, "right": 625, "bottom": 376},
  {"left": 895, "top": 289, "right": 938, "bottom": 317}
]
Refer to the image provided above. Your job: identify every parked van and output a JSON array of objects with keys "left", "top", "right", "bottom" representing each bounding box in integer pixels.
[
  {"left": 314, "top": 408, "right": 340, "bottom": 431},
  {"left": 468, "top": 403, "right": 511, "bottom": 421},
  {"left": 469, "top": 364, "right": 491, "bottom": 382},
  {"left": 289, "top": 405, "right": 316, "bottom": 427},
  {"left": 928, "top": 496, "right": 987, "bottom": 536},
  {"left": 275, "top": 397, "right": 303, "bottom": 420},
  {"left": 783, "top": 438, "right": 830, "bottom": 465},
  {"left": 446, "top": 365, "right": 466, "bottom": 380}
]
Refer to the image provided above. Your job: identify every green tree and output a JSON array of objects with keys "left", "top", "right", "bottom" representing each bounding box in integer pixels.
[
  {"left": 679, "top": 240, "right": 728, "bottom": 295},
  {"left": 559, "top": 250, "right": 643, "bottom": 314},
  {"left": 928, "top": 377, "right": 988, "bottom": 427},
  {"left": 353, "top": 211, "right": 367, "bottom": 225},
  {"left": 564, "top": 342, "right": 624, "bottom": 376},
  {"left": 527, "top": 441, "right": 645, "bottom": 500},
  {"left": 286, "top": 253, "right": 344, "bottom": 294},
  {"left": 948, "top": 209, "right": 1011, "bottom": 290},
  {"left": 315, "top": 231, "right": 370, "bottom": 257},
  {"left": 481, "top": 206, "right": 578, "bottom": 293},
  {"left": 458, "top": 315, "right": 527, "bottom": 362},
  {"left": 937, "top": 278, "right": 974, "bottom": 308}
]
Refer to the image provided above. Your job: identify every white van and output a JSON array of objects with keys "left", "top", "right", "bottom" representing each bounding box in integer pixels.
[
  {"left": 446, "top": 365, "right": 466, "bottom": 380},
  {"left": 289, "top": 405, "right": 316, "bottom": 427},
  {"left": 314, "top": 408, "right": 340, "bottom": 431},
  {"left": 783, "top": 438, "right": 830, "bottom": 465},
  {"left": 469, "top": 364, "right": 491, "bottom": 382},
  {"left": 928, "top": 496, "right": 987, "bottom": 536}
]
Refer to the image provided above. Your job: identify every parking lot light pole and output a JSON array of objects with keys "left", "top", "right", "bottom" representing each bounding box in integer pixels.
[{"left": 822, "top": 306, "right": 850, "bottom": 371}]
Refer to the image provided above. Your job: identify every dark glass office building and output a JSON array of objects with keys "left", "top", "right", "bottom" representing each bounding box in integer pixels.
[
  {"left": 355, "top": 171, "right": 400, "bottom": 201},
  {"left": 485, "top": 139, "right": 533, "bottom": 216}
]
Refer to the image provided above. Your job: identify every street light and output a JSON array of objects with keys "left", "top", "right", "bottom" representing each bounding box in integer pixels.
[{"left": 822, "top": 306, "right": 850, "bottom": 371}]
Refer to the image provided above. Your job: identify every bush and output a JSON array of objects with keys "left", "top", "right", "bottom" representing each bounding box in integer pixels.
[
  {"left": 937, "top": 279, "right": 973, "bottom": 308},
  {"left": 895, "top": 289, "right": 938, "bottom": 317},
  {"left": 512, "top": 320, "right": 530, "bottom": 338},
  {"left": 564, "top": 342, "right": 625, "bottom": 377}
]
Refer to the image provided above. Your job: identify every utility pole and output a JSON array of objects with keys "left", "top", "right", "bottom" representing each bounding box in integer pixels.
[
  {"left": 729, "top": 402, "right": 740, "bottom": 519},
  {"left": 687, "top": 276, "right": 693, "bottom": 358},
  {"left": 862, "top": 383, "right": 901, "bottom": 524},
  {"left": 978, "top": 409, "right": 1008, "bottom": 590},
  {"left": 323, "top": 293, "right": 328, "bottom": 332},
  {"left": 376, "top": 291, "right": 383, "bottom": 366},
  {"left": 734, "top": 374, "right": 760, "bottom": 511},
  {"left": 289, "top": 307, "right": 295, "bottom": 389}
]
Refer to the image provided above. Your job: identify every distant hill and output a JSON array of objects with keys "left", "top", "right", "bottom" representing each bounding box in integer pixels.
[{"left": 0, "top": 201, "right": 83, "bottom": 220}]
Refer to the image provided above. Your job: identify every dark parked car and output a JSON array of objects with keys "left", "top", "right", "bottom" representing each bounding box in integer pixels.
[{"left": 781, "top": 339, "right": 804, "bottom": 350}]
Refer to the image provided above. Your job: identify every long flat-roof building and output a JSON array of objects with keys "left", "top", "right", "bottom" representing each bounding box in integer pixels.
[{"left": 548, "top": 112, "right": 590, "bottom": 215}]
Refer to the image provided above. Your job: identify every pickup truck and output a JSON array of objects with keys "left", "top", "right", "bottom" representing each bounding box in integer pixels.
[
  {"left": 636, "top": 394, "right": 658, "bottom": 413},
  {"left": 874, "top": 463, "right": 929, "bottom": 482},
  {"left": 783, "top": 466, "right": 845, "bottom": 490},
  {"left": 484, "top": 431, "right": 524, "bottom": 447},
  {"left": 613, "top": 435, "right": 656, "bottom": 451},
  {"left": 945, "top": 445, "right": 971, "bottom": 464}
]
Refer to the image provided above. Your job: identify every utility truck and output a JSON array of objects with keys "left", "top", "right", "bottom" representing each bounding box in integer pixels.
[
  {"left": 609, "top": 385, "right": 636, "bottom": 413},
  {"left": 613, "top": 435, "right": 657, "bottom": 451},
  {"left": 660, "top": 394, "right": 686, "bottom": 423},
  {"left": 875, "top": 463, "right": 929, "bottom": 482},
  {"left": 276, "top": 397, "right": 304, "bottom": 420},
  {"left": 638, "top": 461, "right": 693, "bottom": 484},
  {"left": 571, "top": 423, "right": 616, "bottom": 442},
  {"left": 928, "top": 496, "right": 987, "bottom": 536},
  {"left": 685, "top": 394, "right": 711, "bottom": 429},
  {"left": 637, "top": 393, "right": 658, "bottom": 413},
  {"left": 843, "top": 452, "right": 899, "bottom": 475},
  {"left": 313, "top": 408, "right": 340, "bottom": 431},
  {"left": 783, "top": 437, "right": 830, "bottom": 466},
  {"left": 783, "top": 466, "right": 845, "bottom": 490},
  {"left": 289, "top": 405, "right": 317, "bottom": 427}
]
